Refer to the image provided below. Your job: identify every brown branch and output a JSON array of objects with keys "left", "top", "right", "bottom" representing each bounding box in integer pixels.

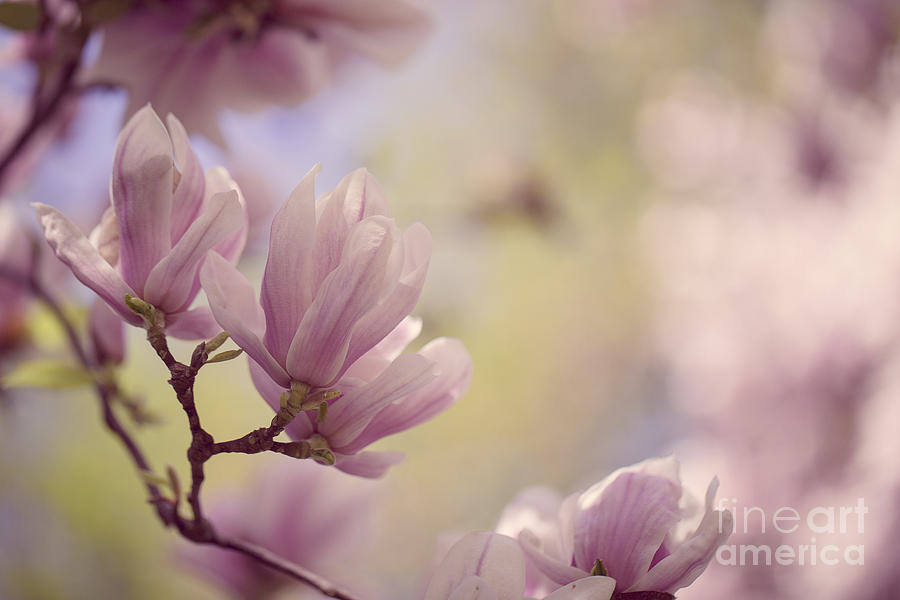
[
  {"left": 0, "top": 265, "right": 173, "bottom": 524},
  {"left": 0, "top": 23, "right": 89, "bottom": 186},
  {"left": 0, "top": 269, "right": 361, "bottom": 600},
  {"left": 141, "top": 319, "right": 358, "bottom": 600},
  {"left": 212, "top": 535, "right": 361, "bottom": 600}
]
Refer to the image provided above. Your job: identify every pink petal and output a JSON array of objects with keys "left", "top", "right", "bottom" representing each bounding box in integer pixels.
[
  {"left": 111, "top": 104, "right": 174, "bottom": 292},
  {"left": 333, "top": 450, "right": 405, "bottom": 478},
  {"left": 318, "top": 168, "right": 391, "bottom": 225},
  {"left": 87, "top": 205, "right": 119, "bottom": 266},
  {"left": 165, "top": 307, "right": 221, "bottom": 340},
  {"left": 342, "top": 222, "right": 431, "bottom": 371},
  {"left": 627, "top": 478, "right": 733, "bottom": 593},
  {"left": 373, "top": 315, "right": 423, "bottom": 360},
  {"left": 144, "top": 190, "right": 243, "bottom": 312},
  {"left": 573, "top": 472, "right": 681, "bottom": 590},
  {"left": 260, "top": 164, "right": 320, "bottom": 364},
  {"left": 278, "top": 0, "right": 431, "bottom": 65},
  {"left": 322, "top": 352, "right": 438, "bottom": 450},
  {"left": 338, "top": 337, "right": 471, "bottom": 454},
  {"left": 306, "top": 170, "right": 395, "bottom": 311},
  {"left": 495, "top": 487, "right": 569, "bottom": 596},
  {"left": 341, "top": 315, "right": 422, "bottom": 381},
  {"left": 425, "top": 532, "right": 525, "bottom": 600},
  {"left": 33, "top": 203, "right": 140, "bottom": 325},
  {"left": 446, "top": 576, "right": 499, "bottom": 600},
  {"left": 222, "top": 26, "right": 330, "bottom": 112},
  {"left": 285, "top": 216, "right": 400, "bottom": 387},
  {"left": 518, "top": 529, "right": 588, "bottom": 587},
  {"left": 206, "top": 167, "right": 248, "bottom": 263},
  {"left": 543, "top": 577, "right": 616, "bottom": 600},
  {"left": 200, "top": 252, "right": 290, "bottom": 387},
  {"left": 166, "top": 113, "right": 205, "bottom": 243}
]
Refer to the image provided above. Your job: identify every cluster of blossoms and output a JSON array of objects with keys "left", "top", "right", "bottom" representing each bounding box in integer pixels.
[
  {"left": 34, "top": 104, "right": 472, "bottom": 476},
  {"left": 86, "top": 0, "right": 430, "bottom": 144},
  {"left": 0, "top": 2, "right": 744, "bottom": 596},
  {"left": 22, "top": 102, "right": 732, "bottom": 598},
  {"left": 426, "top": 457, "right": 731, "bottom": 599}
]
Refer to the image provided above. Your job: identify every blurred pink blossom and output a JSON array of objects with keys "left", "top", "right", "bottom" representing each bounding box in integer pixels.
[
  {"left": 86, "top": 0, "right": 431, "bottom": 144},
  {"left": 201, "top": 166, "right": 471, "bottom": 476},
  {"left": 178, "top": 459, "right": 377, "bottom": 599},
  {"left": 643, "top": 74, "right": 900, "bottom": 600},
  {"left": 34, "top": 105, "right": 248, "bottom": 339},
  {"left": 424, "top": 531, "right": 616, "bottom": 600},
  {"left": 496, "top": 457, "right": 731, "bottom": 598}
]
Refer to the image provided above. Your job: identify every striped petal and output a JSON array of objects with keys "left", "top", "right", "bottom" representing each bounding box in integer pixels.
[
  {"left": 200, "top": 252, "right": 289, "bottom": 387},
  {"left": 144, "top": 189, "right": 243, "bottom": 312},
  {"left": 338, "top": 337, "right": 470, "bottom": 454},
  {"left": 33, "top": 203, "right": 139, "bottom": 325},
  {"left": 285, "top": 216, "right": 399, "bottom": 387},
  {"left": 342, "top": 222, "right": 431, "bottom": 372},
  {"left": 322, "top": 352, "right": 437, "bottom": 450},
  {"left": 574, "top": 472, "right": 681, "bottom": 590},
  {"left": 333, "top": 450, "right": 405, "bottom": 478},
  {"left": 260, "top": 164, "right": 319, "bottom": 364},
  {"left": 544, "top": 577, "right": 615, "bottom": 600},
  {"left": 426, "top": 532, "right": 525, "bottom": 600},
  {"left": 111, "top": 105, "right": 174, "bottom": 292},
  {"left": 167, "top": 113, "right": 206, "bottom": 242},
  {"left": 627, "top": 478, "right": 733, "bottom": 593}
]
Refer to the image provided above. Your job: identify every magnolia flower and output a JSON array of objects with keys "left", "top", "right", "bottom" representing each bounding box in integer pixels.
[
  {"left": 34, "top": 105, "right": 247, "bottom": 339},
  {"left": 497, "top": 457, "right": 732, "bottom": 597},
  {"left": 425, "top": 531, "right": 615, "bottom": 600},
  {"left": 178, "top": 459, "right": 377, "bottom": 599},
  {"left": 201, "top": 166, "right": 472, "bottom": 477},
  {"left": 86, "top": 0, "right": 431, "bottom": 145}
]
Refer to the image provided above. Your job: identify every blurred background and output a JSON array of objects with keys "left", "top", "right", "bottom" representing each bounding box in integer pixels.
[{"left": 2, "top": 0, "right": 899, "bottom": 598}]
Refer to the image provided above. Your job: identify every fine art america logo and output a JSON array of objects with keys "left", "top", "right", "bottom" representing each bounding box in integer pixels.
[{"left": 715, "top": 497, "right": 867, "bottom": 567}]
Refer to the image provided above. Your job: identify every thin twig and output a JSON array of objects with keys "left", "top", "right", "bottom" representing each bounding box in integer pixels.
[
  {"left": 212, "top": 535, "right": 361, "bottom": 600},
  {"left": 0, "top": 269, "right": 362, "bottom": 600},
  {"left": 0, "top": 266, "right": 173, "bottom": 523},
  {"left": 0, "top": 23, "right": 88, "bottom": 185},
  {"left": 142, "top": 318, "right": 359, "bottom": 600}
]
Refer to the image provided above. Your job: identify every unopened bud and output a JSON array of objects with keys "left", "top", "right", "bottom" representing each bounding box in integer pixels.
[
  {"left": 124, "top": 294, "right": 162, "bottom": 328},
  {"left": 206, "top": 349, "right": 243, "bottom": 364},
  {"left": 205, "top": 331, "right": 230, "bottom": 353},
  {"left": 124, "top": 294, "right": 153, "bottom": 319}
]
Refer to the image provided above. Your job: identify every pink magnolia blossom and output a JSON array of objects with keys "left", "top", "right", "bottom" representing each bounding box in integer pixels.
[
  {"left": 178, "top": 459, "right": 377, "bottom": 599},
  {"left": 497, "top": 457, "right": 732, "bottom": 597},
  {"left": 86, "top": 0, "right": 430, "bottom": 144},
  {"left": 34, "top": 105, "right": 247, "bottom": 339},
  {"left": 425, "top": 531, "right": 616, "bottom": 600},
  {"left": 201, "top": 166, "right": 472, "bottom": 477}
]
